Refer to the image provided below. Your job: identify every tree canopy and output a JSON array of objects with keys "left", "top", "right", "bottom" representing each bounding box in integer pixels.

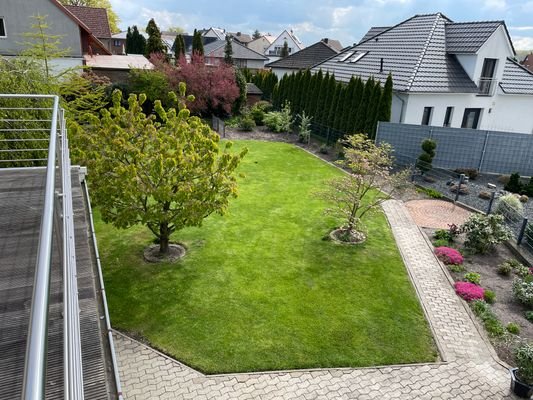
[
  {"left": 125, "top": 25, "right": 146, "bottom": 54},
  {"left": 224, "top": 36, "right": 233, "bottom": 65},
  {"left": 280, "top": 41, "right": 289, "bottom": 58},
  {"left": 252, "top": 29, "right": 261, "bottom": 40},
  {"left": 77, "top": 85, "right": 247, "bottom": 255},
  {"left": 58, "top": 0, "right": 120, "bottom": 33},
  {"left": 145, "top": 18, "right": 166, "bottom": 56}
]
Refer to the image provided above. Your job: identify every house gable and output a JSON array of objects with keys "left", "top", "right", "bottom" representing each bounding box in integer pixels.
[{"left": 265, "top": 29, "right": 304, "bottom": 58}]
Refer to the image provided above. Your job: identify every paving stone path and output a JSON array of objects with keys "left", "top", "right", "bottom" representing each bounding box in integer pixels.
[
  {"left": 114, "top": 200, "right": 516, "bottom": 399},
  {"left": 405, "top": 199, "right": 472, "bottom": 229}
]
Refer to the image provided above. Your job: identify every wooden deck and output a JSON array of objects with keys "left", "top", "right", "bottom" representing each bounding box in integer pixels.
[{"left": 0, "top": 168, "right": 114, "bottom": 399}]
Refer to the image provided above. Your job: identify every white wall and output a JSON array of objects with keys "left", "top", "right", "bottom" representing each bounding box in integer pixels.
[
  {"left": 402, "top": 92, "right": 533, "bottom": 134},
  {"left": 473, "top": 25, "right": 514, "bottom": 84},
  {"left": 265, "top": 30, "right": 302, "bottom": 62},
  {"left": 455, "top": 54, "right": 477, "bottom": 80}
]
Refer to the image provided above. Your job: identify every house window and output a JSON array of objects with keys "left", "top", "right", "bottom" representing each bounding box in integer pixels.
[
  {"left": 0, "top": 18, "right": 6, "bottom": 38},
  {"left": 443, "top": 106, "right": 454, "bottom": 127},
  {"left": 421, "top": 107, "right": 433, "bottom": 125},
  {"left": 461, "top": 108, "right": 482, "bottom": 129},
  {"left": 113, "top": 40, "right": 121, "bottom": 47},
  {"left": 234, "top": 59, "right": 247, "bottom": 68},
  {"left": 479, "top": 58, "right": 498, "bottom": 95}
]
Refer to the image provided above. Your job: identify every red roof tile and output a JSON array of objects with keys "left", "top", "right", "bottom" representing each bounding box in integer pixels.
[{"left": 64, "top": 5, "right": 112, "bottom": 38}]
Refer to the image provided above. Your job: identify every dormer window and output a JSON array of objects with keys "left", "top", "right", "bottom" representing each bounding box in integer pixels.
[
  {"left": 349, "top": 51, "right": 368, "bottom": 63},
  {"left": 0, "top": 18, "right": 6, "bottom": 38}
]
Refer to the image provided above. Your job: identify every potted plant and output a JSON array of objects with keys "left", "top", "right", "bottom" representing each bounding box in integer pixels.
[{"left": 511, "top": 343, "right": 533, "bottom": 398}]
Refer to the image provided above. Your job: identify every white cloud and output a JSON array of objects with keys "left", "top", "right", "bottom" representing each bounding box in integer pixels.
[
  {"left": 510, "top": 26, "right": 533, "bottom": 31},
  {"left": 331, "top": 6, "right": 354, "bottom": 27},
  {"left": 140, "top": 8, "right": 192, "bottom": 31},
  {"left": 483, "top": 0, "right": 507, "bottom": 10},
  {"left": 513, "top": 36, "right": 533, "bottom": 50}
]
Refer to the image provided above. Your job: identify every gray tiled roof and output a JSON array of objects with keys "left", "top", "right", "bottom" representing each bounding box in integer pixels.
[
  {"left": 445, "top": 21, "right": 502, "bottom": 53},
  {"left": 500, "top": 58, "right": 533, "bottom": 95},
  {"left": 358, "top": 27, "right": 390, "bottom": 44},
  {"left": 203, "top": 40, "right": 268, "bottom": 60},
  {"left": 312, "top": 13, "right": 480, "bottom": 93},
  {"left": 265, "top": 41, "right": 339, "bottom": 69},
  {"left": 246, "top": 82, "right": 263, "bottom": 94}
]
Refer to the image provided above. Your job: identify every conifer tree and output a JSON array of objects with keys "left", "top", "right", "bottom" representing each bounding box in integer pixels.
[
  {"left": 376, "top": 73, "right": 393, "bottom": 129},
  {"left": 224, "top": 36, "right": 233, "bottom": 64},
  {"left": 127, "top": 25, "right": 146, "bottom": 54},
  {"left": 272, "top": 83, "right": 280, "bottom": 109},
  {"left": 173, "top": 34, "right": 186, "bottom": 60},
  {"left": 340, "top": 77, "right": 356, "bottom": 132},
  {"left": 327, "top": 83, "right": 341, "bottom": 128},
  {"left": 321, "top": 74, "right": 336, "bottom": 125},
  {"left": 192, "top": 29, "right": 204, "bottom": 56},
  {"left": 308, "top": 70, "right": 322, "bottom": 120},
  {"left": 348, "top": 77, "right": 364, "bottom": 133},
  {"left": 365, "top": 83, "right": 382, "bottom": 137},
  {"left": 314, "top": 71, "right": 329, "bottom": 124},
  {"left": 333, "top": 85, "right": 347, "bottom": 131},
  {"left": 125, "top": 26, "right": 132, "bottom": 53},
  {"left": 354, "top": 77, "right": 374, "bottom": 133},
  {"left": 292, "top": 71, "right": 303, "bottom": 113},
  {"left": 252, "top": 29, "right": 261, "bottom": 40},
  {"left": 145, "top": 18, "right": 166, "bottom": 56},
  {"left": 280, "top": 41, "right": 289, "bottom": 58}
]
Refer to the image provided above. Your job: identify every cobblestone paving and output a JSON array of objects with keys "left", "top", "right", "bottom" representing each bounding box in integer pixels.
[
  {"left": 114, "top": 200, "right": 515, "bottom": 399},
  {"left": 405, "top": 199, "right": 472, "bottom": 229}
]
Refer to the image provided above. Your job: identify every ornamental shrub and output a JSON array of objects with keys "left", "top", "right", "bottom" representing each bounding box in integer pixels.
[
  {"left": 515, "top": 264, "right": 532, "bottom": 279},
  {"left": 515, "top": 343, "right": 533, "bottom": 385},
  {"left": 470, "top": 300, "right": 505, "bottom": 337},
  {"left": 433, "top": 238, "right": 451, "bottom": 248},
  {"left": 263, "top": 102, "right": 292, "bottom": 133},
  {"left": 495, "top": 193, "right": 523, "bottom": 218},
  {"left": 507, "top": 322, "right": 521, "bottom": 334},
  {"left": 461, "top": 213, "right": 512, "bottom": 254},
  {"left": 484, "top": 290, "right": 496, "bottom": 304},
  {"left": 512, "top": 278, "right": 533, "bottom": 307},
  {"left": 416, "top": 139, "right": 436, "bottom": 172},
  {"left": 238, "top": 114, "right": 256, "bottom": 131},
  {"left": 497, "top": 261, "right": 513, "bottom": 276},
  {"left": 454, "top": 281, "right": 485, "bottom": 301},
  {"left": 464, "top": 272, "right": 481, "bottom": 285},
  {"left": 525, "top": 311, "right": 533, "bottom": 323},
  {"left": 434, "top": 229, "right": 452, "bottom": 242},
  {"left": 504, "top": 172, "right": 523, "bottom": 193},
  {"left": 435, "top": 246, "right": 464, "bottom": 265}
]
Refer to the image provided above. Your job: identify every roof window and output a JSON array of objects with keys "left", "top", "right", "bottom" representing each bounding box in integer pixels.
[
  {"left": 338, "top": 52, "right": 354, "bottom": 62},
  {"left": 349, "top": 51, "right": 368, "bottom": 63}
]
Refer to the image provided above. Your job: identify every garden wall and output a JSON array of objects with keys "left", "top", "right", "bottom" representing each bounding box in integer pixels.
[{"left": 376, "top": 122, "right": 533, "bottom": 176}]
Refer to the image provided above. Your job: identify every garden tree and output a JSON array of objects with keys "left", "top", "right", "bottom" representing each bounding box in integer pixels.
[
  {"left": 354, "top": 77, "right": 374, "bottom": 133},
  {"left": 241, "top": 67, "right": 253, "bottom": 82},
  {"left": 320, "top": 73, "right": 336, "bottom": 125},
  {"left": 126, "top": 25, "right": 146, "bottom": 54},
  {"left": 365, "top": 82, "right": 382, "bottom": 137},
  {"left": 128, "top": 68, "right": 171, "bottom": 111},
  {"left": 252, "top": 29, "right": 261, "bottom": 40},
  {"left": 300, "top": 70, "right": 312, "bottom": 114},
  {"left": 232, "top": 68, "right": 247, "bottom": 114},
  {"left": 314, "top": 71, "right": 329, "bottom": 124},
  {"left": 280, "top": 41, "right": 289, "bottom": 58},
  {"left": 58, "top": 0, "right": 120, "bottom": 33},
  {"left": 173, "top": 34, "right": 186, "bottom": 60},
  {"left": 224, "top": 36, "right": 234, "bottom": 65},
  {"left": 303, "top": 72, "right": 316, "bottom": 114},
  {"left": 416, "top": 139, "right": 437, "bottom": 172},
  {"left": 333, "top": 84, "right": 347, "bottom": 131},
  {"left": 192, "top": 29, "right": 204, "bottom": 56},
  {"left": 327, "top": 82, "right": 341, "bottom": 128},
  {"left": 271, "top": 83, "right": 280, "bottom": 109},
  {"left": 291, "top": 71, "right": 303, "bottom": 113},
  {"left": 505, "top": 172, "right": 523, "bottom": 193},
  {"left": 319, "top": 134, "right": 410, "bottom": 242},
  {"left": 340, "top": 77, "right": 357, "bottom": 133},
  {"left": 347, "top": 77, "right": 364, "bottom": 133},
  {"left": 307, "top": 70, "right": 322, "bottom": 117},
  {"left": 376, "top": 74, "right": 393, "bottom": 128},
  {"left": 79, "top": 86, "right": 247, "bottom": 255},
  {"left": 145, "top": 19, "right": 166, "bottom": 56}
]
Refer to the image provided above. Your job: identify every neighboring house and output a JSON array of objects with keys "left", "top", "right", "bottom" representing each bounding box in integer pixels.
[
  {"left": 203, "top": 39, "right": 268, "bottom": 69},
  {"left": 228, "top": 32, "right": 252, "bottom": 45},
  {"left": 201, "top": 27, "right": 226, "bottom": 40},
  {"left": 84, "top": 54, "right": 153, "bottom": 83},
  {"left": 0, "top": 0, "right": 110, "bottom": 70},
  {"left": 63, "top": 5, "right": 120, "bottom": 55},
  {"left": 266, "top": 38, "right": 342, "bottom": 78},
  {"left": 312, "top": 13, "right": 533, "bottom": 134},
  {"left": 247, "top": 34, "right": 276, "bottom": 55},
  {"left": 112, "top": 30, "right": 178, "bottom": 57},
  {"left": 522, "top": 53, "right": 533, "bottom": 72},
  {"left": 265, "top": 29, "right": 305, "bottom": 63}
]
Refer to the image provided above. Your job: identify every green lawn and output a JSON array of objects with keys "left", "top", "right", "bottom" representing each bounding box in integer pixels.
[{"left": 96, "top": 140, "right": 437, "bottom": 374}]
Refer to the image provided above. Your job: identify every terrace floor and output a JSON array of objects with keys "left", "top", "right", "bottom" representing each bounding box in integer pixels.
[{"left": 0, "top": 168, "right": 115, "bottom": 399}]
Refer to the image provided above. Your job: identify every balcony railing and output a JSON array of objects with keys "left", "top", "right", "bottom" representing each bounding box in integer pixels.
[
  {"left": 478, "top": 77, "right": 497, "bottom": 96},
  {"left": 0, "top": 94, "right": 84, "bottom": 400}
]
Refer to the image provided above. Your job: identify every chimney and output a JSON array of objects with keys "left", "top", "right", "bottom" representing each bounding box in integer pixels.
[
  {"left": 380, "top": 58, "right": 384, "bottom": 73},
  {"left": 323, "top": 38, "right": 329, "bottom": 44}
]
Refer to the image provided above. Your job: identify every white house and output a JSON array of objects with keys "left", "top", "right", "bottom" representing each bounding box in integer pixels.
[
  {"left": 265, "top": 29, "right": 304, "bottom": 63},
  {"left": 312, "top": 13, "right": 533, "bottom": 134},
  {"left": 247, "top": 35, "right": 275, "bottom": 55}
]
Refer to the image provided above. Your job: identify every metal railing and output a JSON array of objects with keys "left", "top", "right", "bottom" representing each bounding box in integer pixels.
[
  {"left": 478, "top": 77, "right": 497, "bottom": 96},
  {"left": 0, "top": 94, "right": 84, "bottom": 400}
]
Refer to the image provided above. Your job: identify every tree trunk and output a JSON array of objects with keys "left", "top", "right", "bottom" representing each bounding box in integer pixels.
[{"left": 159, "top": 222, "right": 170, "bottom": 255}]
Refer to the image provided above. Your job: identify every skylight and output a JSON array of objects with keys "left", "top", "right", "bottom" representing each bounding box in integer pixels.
[
  {"left": 350, "top": 51, "right": 368, "bottom": 63},
  {"left": 338, "top": 52, "right": 354, "bottom": 62}
]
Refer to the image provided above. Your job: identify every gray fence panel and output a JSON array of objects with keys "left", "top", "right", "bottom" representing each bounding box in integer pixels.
[{"left": 376, "top": 122, "right": 533, "bottom": 176}]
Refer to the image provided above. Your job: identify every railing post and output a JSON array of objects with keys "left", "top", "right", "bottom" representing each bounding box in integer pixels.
[
  {"left": 487, "top": 191, "right": 496, "bottom": 215},
  {"left": 518, "top": 218, "right": 529, "bottom": 245},
  {"left": 454, "top": 174, "right": 465, "bottom": 203},
  {"left": 326, "top": 127, "right": 330, "bottom": 146}
]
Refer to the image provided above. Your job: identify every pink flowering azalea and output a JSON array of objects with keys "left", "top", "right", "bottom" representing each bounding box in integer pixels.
[
  {"left": 454, "top": 281, "right": 485, "bottom": 301},
  {"left": 435, "top": 247, "right": 464, "bottom": 265}
]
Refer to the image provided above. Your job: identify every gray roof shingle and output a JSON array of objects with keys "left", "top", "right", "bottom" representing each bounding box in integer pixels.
[
  {"left": 445, "top": 21, "right": 503, "bottom": 53},
  {"left": 312, "top": 13, "right": 483, "bottom": 93},
  {"left": 265, "top": 40, "right": 339, "bottom": 70},
  {"left": 203, "top": 40, "right": 268, "bottom": 60},
  {"left": 500, "top": 58, "right": 533, "bottom": 95},
  {"left": 358, "top": 27, "right": 390, "bottom": 44}
]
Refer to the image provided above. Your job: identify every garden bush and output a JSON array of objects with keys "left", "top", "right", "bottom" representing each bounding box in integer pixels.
[
  {"left": 470, "top": 300, "right": 505, "bottom": 337},
  {"left": 507, "top": 322, "right": 521, "bottom": 334},
  {"left": 449, "top": 264, "right": 466, "bottom": 273},
  {"left": 495, "top": 193, "right": 524, "bottom": 216},
  {"left": 497, "top": 261, "right": 513, "bottom": 276},
  {"left": 454, "top": 281, "right": 484, "bottom": 301},
  {"left": 512, "top": 277, "right": 533, "bottom": 308},
  {"left": 515, "top": 343, "right": 533, "bottom": 385},
  {"left": 416, "top": 187, "right": 443, "bottom": 199},
  {"left": 464, "top": 272, "right": 481, "bottom": 285},
  {"left": 416, "top": 139, "right": 436, "bottom": 172},
  {"left": 525, "top": 311, "right": 533, "bottom": 323},
  {"left": 250, "top": 101, "right": 272, "bottom": 125},
  {"left": 263, "top": 102, "right": 292, "bottom": 133},
  {"left": 515, "top": 264, "right": 532, "bottom": 279},
  {"left": 484, "top": 290, "right": 496, "bottom": 304},
  {"left": 454, "top": 168, "right": 479, "bottom": 180},
  {"left": 504, "top": 172, "right": 523, "bottom": 194},
  {"left": 238, "top": 114, "right": 256, "bottom": 131},
  {"left": 435, "top": 246, "right": 464, "bottom": 265},
  {"left": 434, "top": 229, "right": 452, "bottom": 242},
  {"left": 461, "top": 213, "right": 512, "bottom": 254},
  {"left": 433, "top": 238, "right": 451, "bottom": 248},
  {"left": 319, "top": 144, "right": 329, "bottom": 154}
]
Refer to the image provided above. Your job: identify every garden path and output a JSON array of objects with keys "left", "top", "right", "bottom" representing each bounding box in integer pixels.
[
  {"left": 113, "top": 200, "right": 516, "bottom": 399},
  {"left": 405, "top": 199, "right": 472, "bottom": 229}
]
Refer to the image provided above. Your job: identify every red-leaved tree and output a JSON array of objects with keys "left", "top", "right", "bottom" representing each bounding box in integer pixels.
[{"left": 151, "top": 53, "right": 239, "bottom": 116}]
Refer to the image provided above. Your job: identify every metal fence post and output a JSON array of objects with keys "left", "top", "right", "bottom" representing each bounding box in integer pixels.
[
  {"left": 518, "top": 218, "right": 529, "bottom": 245},
  {"left": 454, "top": 174, "right": 465, "bottom": 203},
  {"left": 326, "top": 127, "right": 330, "bottom": 146},
  {"left": 487, "top": 191, "right": 496, "bottom": 215}
]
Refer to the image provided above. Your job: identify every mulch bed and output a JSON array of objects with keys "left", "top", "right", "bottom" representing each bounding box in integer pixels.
[{"left": 424, "top": 227, "right": 532, "bottom": 365}]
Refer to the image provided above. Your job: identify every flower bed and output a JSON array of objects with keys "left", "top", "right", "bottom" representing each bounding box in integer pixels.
[
  {"left": 454, "top": 281, "right": 485, "bottom": 301},
  {"left": 435, "top": 246, "right": 464, "bottom": 265}
]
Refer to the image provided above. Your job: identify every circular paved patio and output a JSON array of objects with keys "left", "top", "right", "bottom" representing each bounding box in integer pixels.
[{"left": 405, "top": 199, "right": 472, "bottom": 229}]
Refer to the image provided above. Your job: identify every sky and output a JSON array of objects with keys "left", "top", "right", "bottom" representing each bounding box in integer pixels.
[{"left": 109, "top": 0, "right": 533, "bottom": 51}]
